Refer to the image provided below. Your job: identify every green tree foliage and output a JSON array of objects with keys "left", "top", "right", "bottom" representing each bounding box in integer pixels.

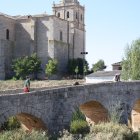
[
  {"left": 67, "top": 58, "right": 89, "bottom": 75},
  {"left": 122, "top": 39, "right": 140, "bottom": 80},
  {"left": 71, "top": 107, "right": 86, "bottom": 122},
  {"left": 70, "top": 120, "right": 90, "bottom": 134},
  {"left": 92, "top": 59, "right": 106, "bottom": 72},
  {"left": 74, "top": 66, "right": 79, "bottom": 79},
  {"left": 45, "top": 59, "right": 58, "bottom": 78},
  {"left": 70, "top": 107, "right": 89, "bottom": 135},
  {"left": 12, "top": 53, "right": 42, "bottom": 79},
  {"left": 1, "top": 116, "right": 20, "bottom": 131},
  {"left": 29, "top": 53, "right": 42, "bottom": 79}
]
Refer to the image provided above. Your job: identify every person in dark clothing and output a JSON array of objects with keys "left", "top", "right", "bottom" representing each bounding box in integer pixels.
[{"left": 115, "top": 73, "right": 120, "bottom": 82}]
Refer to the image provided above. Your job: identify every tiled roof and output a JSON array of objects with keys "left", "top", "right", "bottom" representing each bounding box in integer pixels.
[{"left": 112, "top": 61, "right": 122, "bottom": 66}]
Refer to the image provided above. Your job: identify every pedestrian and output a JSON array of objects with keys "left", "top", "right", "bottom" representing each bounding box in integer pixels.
[
  {"left": 114, "top": 73, "right": 120, "bottom": 82},
  {"left": 23, "top": 76, "right": 30, "bottom": 93}
]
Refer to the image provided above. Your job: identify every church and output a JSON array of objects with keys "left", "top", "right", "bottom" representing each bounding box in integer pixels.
[{"left": 0, "top": 0, "right": 85, "bottom": 79}]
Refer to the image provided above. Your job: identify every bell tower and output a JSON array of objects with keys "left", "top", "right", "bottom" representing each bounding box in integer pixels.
[
  {"left": 52, "top": 0, "right": 85, "bottom": 60},
  {"left": 60, "top": 0, "right": 78, "bottom": 3},
  {"left": 52, "top": 0, "right": 85, "bottom": 28}
]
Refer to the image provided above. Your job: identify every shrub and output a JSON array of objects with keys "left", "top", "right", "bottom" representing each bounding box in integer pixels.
[
  {"left": 86, "top": 122, "right": 133, "bottom": 140},
  {"left": 70, "top": 120, "right": 90, "bottom": 134},
  {"left": 45, "top": 59, "right": 58, "bottom": 78},
  {"left": 0, "top": 129, "right": 49, "bottom": 140},
  {"left": 71, "top": 107, "right": 86, "bottom": 122},
  {"left": 1, "top": 116, "right": 20, "bottom": 131},
  {"left": 70, "top": 107, "right": 89, "bottom": 135},
  {"left": 67, "top": 58, "right": 89, "bottom": 76},
  {"left": 12, "top": 53, "right": 42, "bottom": 79}
]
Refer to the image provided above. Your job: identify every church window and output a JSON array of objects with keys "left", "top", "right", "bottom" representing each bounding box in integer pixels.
[
  {"left": 81, "top": 14, "right": 83, "bottom": 21},
  {"left": 6, "top": 29, "right": 9, "bottom": 40},
  {"left": 60, "top": 31, "right": 63, "bottom": 41},
  {"left": 58, "top": 12, "right": 60, "bottom": 18},
  {"left": 76, "top": 12, "right": 78, "bottom": 19},
  {"left": 67, "top": 11, "right": 69, "bottom": 18}
]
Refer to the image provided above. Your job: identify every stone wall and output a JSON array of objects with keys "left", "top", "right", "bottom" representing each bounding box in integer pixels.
[
  {"left": 0, "top": 15, "right": 15, "bottom": 41},
  {"left": 0, "top": 39, "right": 14, "bottom": 79},
  {"left": 14, "top": 18, "right": 35, "bottom": 58},
  {"left": 49, "top": 40, "right": 68, "bottom": 73},
  {"left": 0, "top": 40, "right": 5, "bottom": 80}
]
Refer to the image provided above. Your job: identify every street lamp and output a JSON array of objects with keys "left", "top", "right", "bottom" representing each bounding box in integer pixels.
[{"left": 81, "top": 51, "right": 88, "bottom": 79}]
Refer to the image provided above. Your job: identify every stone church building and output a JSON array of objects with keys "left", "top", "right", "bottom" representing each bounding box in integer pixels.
[{"left": 0, "top": 0, "right": 85, "bottom": 79}]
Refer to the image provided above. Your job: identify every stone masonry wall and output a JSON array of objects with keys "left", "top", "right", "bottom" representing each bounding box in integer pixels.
[
  {"left": 14, "top": 18, "right": 35, "bottom": 58},
  {"left": 0, "top": 40, "right": 5, "bottom": 80},
  {"left": 0, "top": 82, "right": 140, "bottom": 132}
]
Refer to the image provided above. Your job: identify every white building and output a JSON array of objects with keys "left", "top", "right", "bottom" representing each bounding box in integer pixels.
[{"left": 86, "top": 70, "right": 121, "bottom": 83}]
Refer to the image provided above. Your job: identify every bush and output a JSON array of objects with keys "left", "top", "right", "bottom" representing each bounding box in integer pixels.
[
  {"left": 71, "top": 107, "right": 86, "bottom": 122},
  {"left": 70, "top": 120, "right": 90, "bottom": 134},
  {"left": 67, "top": 58, "right": 89, "bottom": 76},
  {"left": 0, "top": 129, "right": 49, "bottom": 140},
  {"left": 45, "top": 59, "right": 58, "bottom": 78},
  {"left": 86, "top": 122, "right": 133, "bottom": 140},
  {"left": 1, "top": 116, "right": 20, "bottom": 131},
  {"left": 12, "top": 53, "right": 42, "bottom": 79}
]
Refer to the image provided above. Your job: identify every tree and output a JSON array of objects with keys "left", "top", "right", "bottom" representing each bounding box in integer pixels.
[
  {"left": 67, "top": 58, "right": 89, "bottom": 76},
  {"left": 75, "top": 66, "right": 79, "bottom": 79},
  {"left": 122, "top": 38, "right": 140, "bottom": 80},
  {"left": 92, "top": 59, "right": 106, "bottom": 72},
  {"left": 12, "top": 53, "right": 42, "bottom": 79},
  {"left": 28, "top": 53, "right": 42, "bottom": 79},
  {"left": 45, "top": 59, "right": 58, "bottom": 78}
]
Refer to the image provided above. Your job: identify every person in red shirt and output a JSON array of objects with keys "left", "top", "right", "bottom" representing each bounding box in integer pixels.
[{"left": 23, "top": 76, "right": 30, "bottom": 93}]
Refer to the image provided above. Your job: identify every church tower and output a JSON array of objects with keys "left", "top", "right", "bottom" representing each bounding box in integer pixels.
[{"left": 52, "top": 0, "right": 85, "bottom": 59}]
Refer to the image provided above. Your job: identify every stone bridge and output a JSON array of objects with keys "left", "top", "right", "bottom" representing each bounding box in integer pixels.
[{"left": 0, "top": 81, "right": 140, "bottom": 132}]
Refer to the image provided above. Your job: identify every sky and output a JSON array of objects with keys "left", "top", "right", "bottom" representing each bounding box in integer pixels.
[{"left": 1, "top": 0, "right": 140, "bottom": 70}]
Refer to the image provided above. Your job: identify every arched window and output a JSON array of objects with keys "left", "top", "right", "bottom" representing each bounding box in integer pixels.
[
  {"left": 76, "top": 12, "right": 78, "bottom": 19},
  {"left": 58, "top": 12, "right": 60, "bottom": 18},
  {"left": 81, "top": 14, "right": 83, "bottom": 21},
  {"left": 60, "top": 31, "right": 63, "bottom": 41},
  {"left": 67, "top": 11, "right": 69, "bottom": 18},
  {"left": 6, "top": 29, "right": 9, "bottom": 40}
]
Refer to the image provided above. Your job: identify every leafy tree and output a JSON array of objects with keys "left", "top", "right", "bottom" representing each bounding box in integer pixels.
[
  {"left": 28, "top": 53, "right": 42, "bottom": 79},
  {"left": 67, "top": 58, "right": 89, "bottom": 76},
  {"left": 92, "top": 59, "right": 106, "bottom": 72},
  {"left": 75, "top": 66, "right": 79, "bottom": 79},
  {"left": 122, "top": 38, "right": 140, "bottom": 80},
  {"left": 12, "top": 53, "right": 42, "bottom": 79},
  {"left": 45, "top": 59, "right": 58, "bottom": 78}
]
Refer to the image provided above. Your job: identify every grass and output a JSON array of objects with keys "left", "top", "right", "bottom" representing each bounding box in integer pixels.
[{"left": 0, "top": 79, "right": 84, "bottom": 91}]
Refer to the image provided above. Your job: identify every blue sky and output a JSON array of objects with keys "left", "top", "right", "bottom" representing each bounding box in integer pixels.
[{"left": 1, "top": 0, "right": 140, "bottom": 70}]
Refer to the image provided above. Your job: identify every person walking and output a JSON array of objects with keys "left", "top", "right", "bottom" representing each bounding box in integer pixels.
[{"left": 23, "top": 76, "right": 30, "bottom": 93}]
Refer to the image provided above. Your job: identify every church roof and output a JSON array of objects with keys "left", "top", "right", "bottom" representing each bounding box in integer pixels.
[
  {"left": 14, "top": 13, "right": 49, "bottom": 19},
  {"left": 0, "top": 12, "right": 15, "bottom": 20}
]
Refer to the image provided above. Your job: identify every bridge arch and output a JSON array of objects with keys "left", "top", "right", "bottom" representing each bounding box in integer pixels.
[
  {"left": 0, "top": 106, "right": 47, "bottom": 131},
  {"left": 80, "top": 100, "right": 109, "bottom": 125},
  {"left": 131, "top": 99, "right": 140, "bottom": 131}
]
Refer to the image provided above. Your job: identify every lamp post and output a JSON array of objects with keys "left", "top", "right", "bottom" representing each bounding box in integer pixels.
[{"left": 81, "top": 51, "right": 88, "bottom": 79}]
